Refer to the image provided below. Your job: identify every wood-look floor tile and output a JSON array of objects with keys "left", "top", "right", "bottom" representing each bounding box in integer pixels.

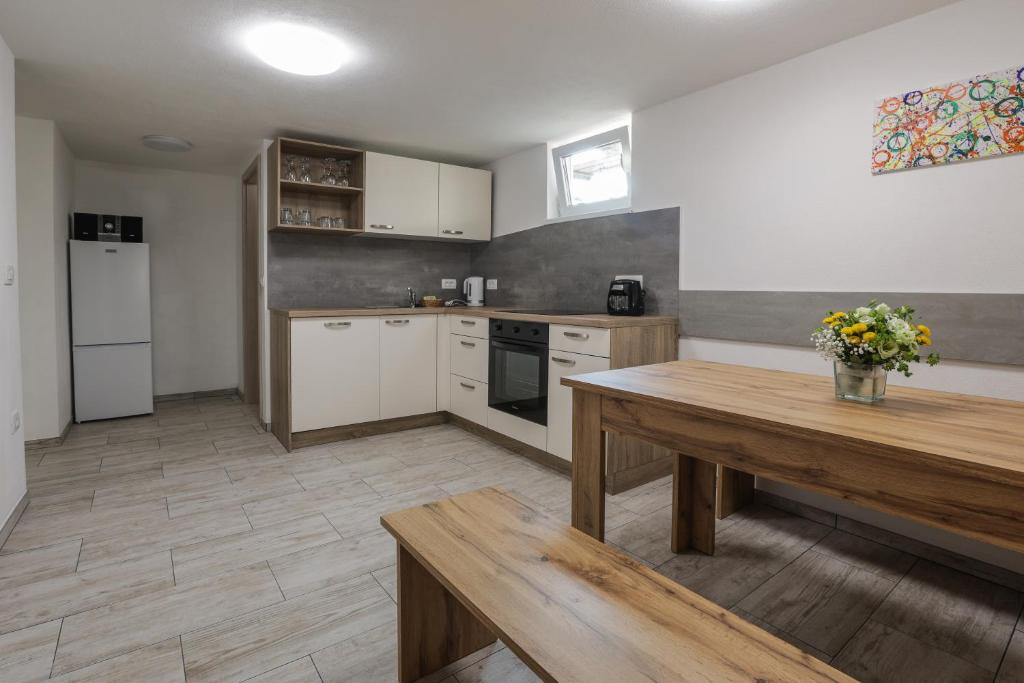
[
  {"left": 173, "top": 514, "right": 340, "bottom": 584},
  {"left": 269, "top": 530, "right": 393, "bottom": 598},
  {"left": 1, "top": 502, "right": 168, "bottom": 554},
  {"left": 16, "top": 490, "right": 96, "bottom": 519},
  {"left": 656, "top": 505, "right": 831, "bottom": 608},
  {"left": 731, "top": 608, "right": 832, "bottom": 663},
  {"left": 48, "top": 637, "right": 185, "bottom": 683},
  {"left": 248, "top": 656, "right": 322, "bottom": 683},
  {"left": 26, "top": 463, "right": 165, "bottom": 501},
  {"left": 156, "top": 425, "right": 259, "bottom": 449},
  {"left": 165, "top": 470, "right": 303, "bottom": 518},
  {"left": 37, "top": 440, "right": 160, "bottom": 467},
  {"left": 24, "top": 452, "right": 44, "bottom": 468},
  {"left": 997, "top": 628, "right": 1024, "bottom": 683},
  {"left": 0, "top": 619, "right": 62, "bottom": 682},
  {"left": 26, "top": 459, "right": 102, "bottom": 484},
  {"left": 52, "top": 564, "right": 283, "bottom": 676},
  {"left": 181, "top": 573, "right": 394, "bottom": 683},
  {"left": 98, "top": 441, "right": 218, "bottom": 472},
  {"left": 605, "top": 507, "right": 681, "bottom": 567},
  {"left": 545, "top": 496, "right": 638, "bottom": 533},
  {"left": 209, "top": 430, "right": 279, "bottom": 454},
  {"left": 833, "top": 619, "right": 990, "bottom": 682},
  {"left": 106, "top": 422, "right": 209, "bottom": 445},
  {"left": 77, "top": 508, "right": 252, "bottom": 571},
  {"left": 242, "top": 479, "right": 380, "bottom": 528},
  {"left": 292, "top": 453, "right": 407, "bottom": 490},
  {"left": 871, "top": 559, "right": 1022, "bottom": 671},
  {"left": 810, "top": 529, "right": 916, "bottom": 583},
  {"left": 0, "top": 551, "right": 173, "bottom": 635},
  {"left": 90, "top": 469, "right": 230, "bottom": 511},
  {"left": 321, "top": 486, "right": 450, "bottom": 538},
  {"left": 363, "top": 459, "right": 473, "bottom": 497},
  {"left": 0, "top": 540, "right": 81, "bottom": 592},
  {"left": 453, "top": 646, "right": 540, "bottom": 683},
  {"left": 162, "top": 450, "right": 280, "bottom": 478},
  {"left": 736, "top": 549, "right": 896, "bottom": 656},
  {"left": 371, "top": 565, "right": 396, "bottom": 603}
]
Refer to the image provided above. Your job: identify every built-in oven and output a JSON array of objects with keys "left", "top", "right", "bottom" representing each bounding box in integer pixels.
[{"left": 488, "top": 319, "right": 549, "bottom": 425}]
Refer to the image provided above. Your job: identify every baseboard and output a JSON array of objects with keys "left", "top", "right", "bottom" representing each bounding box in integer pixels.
[
  {"left": 0, "top": 491, "right": 29, "bottom": 549},
  {"left": 155, "top": 387, "right": 239, "bottom": 403},
  {"left": 288, "top": 412, "right": 448, "bottom": 450},
  {"left": 448, "top": 414, "right": 571, "bottom": 477},
  {"left": 24, "top": 418, "right": 74, "bottom": 451}
]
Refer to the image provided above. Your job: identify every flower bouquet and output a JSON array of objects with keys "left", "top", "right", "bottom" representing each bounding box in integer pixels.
[{"left": 812, "top": 301, "right": 940, "bottom": 402}]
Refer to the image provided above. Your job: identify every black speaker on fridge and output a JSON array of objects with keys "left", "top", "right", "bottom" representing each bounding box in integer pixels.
[{"left": 72, "top": 213, "right": 143, "bottom": 242}]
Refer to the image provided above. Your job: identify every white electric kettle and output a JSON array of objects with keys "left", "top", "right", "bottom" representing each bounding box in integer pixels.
[{"left": 463, "top": 276, "right": 485, "bottom": 307}]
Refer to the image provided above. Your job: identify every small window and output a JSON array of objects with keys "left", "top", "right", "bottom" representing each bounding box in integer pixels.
[{"left": 551, "top": 125, "right": 631, "bottom": 217}]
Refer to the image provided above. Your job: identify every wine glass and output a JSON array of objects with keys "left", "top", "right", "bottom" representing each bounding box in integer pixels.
[
  {"left": 338, "top": 160, "right": 352, "bottom": 187},
  {"left": 297, "top": 157, "right": 313, "bottom": 183},
  {"left": 319, "top": 158, "right": 338, "bottom": 185},
  {"left": 282, "top": 156, "right": 299, "bottom": 182}
]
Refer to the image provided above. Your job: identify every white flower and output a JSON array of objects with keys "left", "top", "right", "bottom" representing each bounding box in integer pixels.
[
  {"left": 887, "top": 317, "right": 916, "bottom": 345},
  {"left": 854, "top": 306, "right": 873, "bottom": 319},
  {"left": 878, "top": 339, "right": 900, "bottom": 359},
  {"left": 874, "top": 303, "right": 891, "bottom": 316}
]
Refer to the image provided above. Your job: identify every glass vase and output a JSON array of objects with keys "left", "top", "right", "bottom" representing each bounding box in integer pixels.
[{"left": 833, "top": 362, "right": 887, "bottom": 403}]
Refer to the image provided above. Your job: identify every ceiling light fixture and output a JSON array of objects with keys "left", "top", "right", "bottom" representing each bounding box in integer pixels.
[
  {"left": 141, "top": 135, "right": 193, "bottom": 152},
  {"left": 244, "top": 22, "right": 351, "bottom": 76}
]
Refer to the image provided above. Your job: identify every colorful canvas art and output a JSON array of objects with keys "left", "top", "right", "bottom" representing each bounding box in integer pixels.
[{"left": 872, "top": 65, "right": 1024, "bottom": 174}]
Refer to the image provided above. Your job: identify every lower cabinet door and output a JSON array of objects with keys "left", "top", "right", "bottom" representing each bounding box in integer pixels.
[
  {"left": 291, "top": 317, "right": 381, "bottom": 432},
  {"left": 380, "top": 315, "right": 437, "bottom": 419},
  {"left": 450, "top": 375, "right": 487, "bottom": 425},
  {"left": 546, "top": 351, "right": 610, "bottom": 460}
]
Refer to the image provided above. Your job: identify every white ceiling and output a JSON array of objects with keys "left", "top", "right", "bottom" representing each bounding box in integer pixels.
[{"left": 1, "top": 0, "right": 958, "bottom": 175}]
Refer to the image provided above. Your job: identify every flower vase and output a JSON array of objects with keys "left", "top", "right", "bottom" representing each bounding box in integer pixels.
[{"left": 833, "top": 362, "right": 887, "bottom": 403}]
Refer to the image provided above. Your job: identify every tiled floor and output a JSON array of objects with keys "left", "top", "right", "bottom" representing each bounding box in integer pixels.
[{"left": 2, "top": 394, "right": 1023, "bottom": 682}]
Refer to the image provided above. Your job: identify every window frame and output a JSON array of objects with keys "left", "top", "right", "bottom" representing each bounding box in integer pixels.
[{"left": 551, "top": 125, "right": 632, "bottom": 218}]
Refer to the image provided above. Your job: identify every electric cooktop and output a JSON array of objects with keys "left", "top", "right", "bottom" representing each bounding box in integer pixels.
[{"left": 498, "top": 309, "right": 603, "bottom": 316}]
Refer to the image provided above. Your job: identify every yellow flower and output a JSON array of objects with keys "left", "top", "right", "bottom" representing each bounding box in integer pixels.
[
  {"left": 840, "top": 327, "right": 854, "bottom": 336},
  {"left": 852, "top": 322, "right": 869, "bottom": 333},
  {"left": 862, "top": 331, "right": 877, "bottom": 342},
  {"left": 916, "top": 324, "right": 931, "bottom": 336},
  {"left": 917, "top": 335, "right": 931, "bottom": 346},
  {"left": 847, "top": 335, "right": 862, "bottom": 344},
  {"left": 822, "top": 317, "right": 834, "bottom": 325},
  {"left": 833, "top": 311, "right": 847, "bottom": 319}
]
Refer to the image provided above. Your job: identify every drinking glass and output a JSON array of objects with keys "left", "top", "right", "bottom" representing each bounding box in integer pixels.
[
  {"left": 297, "top": 209, "right": 312, "bottom": 226},
  {"left": 339, "top": 160, "right": 352, "bottom": 187},
  {"left": 297, "top": 157, "right": 313, "bottom": 183},
  {"left": 319, "top": 158, "right": 338, "bottom": 185},
  {"left": 282, "top": 156, "right": 299, "bottom": 182},
  {"left": 280, "top": 207, "right": 295, "bottom": 224}
]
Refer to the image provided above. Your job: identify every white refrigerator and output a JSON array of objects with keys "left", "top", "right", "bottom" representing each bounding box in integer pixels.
[{"left": 70, "top": 240, "right": 153, "bottom": 422}]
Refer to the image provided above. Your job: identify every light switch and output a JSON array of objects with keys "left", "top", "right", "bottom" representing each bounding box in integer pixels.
[
  {"left": 11, "top": 410, "right": 20, "bottom": 434},
  {"left": 441, "top": 278, "right": 457, "bottom": 290},
  {"left": 486, "top": 279, "right": 498, "bottom": 290},
  {"left": 3, "top": 265, "right": 14, "bottom": 286}
]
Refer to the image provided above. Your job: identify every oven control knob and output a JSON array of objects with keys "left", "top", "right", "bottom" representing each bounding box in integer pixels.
[
  {"left": 532, "top": 328, "right": 540, "bottom": 336},
  {"left": 512, "top": 326, "right": 521, "bottom": 334}
]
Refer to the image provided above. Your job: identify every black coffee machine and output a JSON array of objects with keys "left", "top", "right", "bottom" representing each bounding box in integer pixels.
[{"left": 607, "top": 279, "right": 645, "bottom": 316}]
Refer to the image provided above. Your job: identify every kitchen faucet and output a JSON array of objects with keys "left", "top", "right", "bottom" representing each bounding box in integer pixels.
[{"left": 407, "top": 287, "right": 417, "bottom": 308}]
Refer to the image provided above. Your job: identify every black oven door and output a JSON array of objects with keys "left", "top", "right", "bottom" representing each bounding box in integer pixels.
[{"left": 488, "top": 339, "right": 548, "bottom": 425}]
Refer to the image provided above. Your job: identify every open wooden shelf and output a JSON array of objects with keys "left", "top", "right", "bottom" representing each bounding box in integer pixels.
[{"left": 269, "top": 137, "right": 366, "bottom": 235}]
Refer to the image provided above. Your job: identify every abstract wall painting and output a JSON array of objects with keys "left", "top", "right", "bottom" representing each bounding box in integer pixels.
[{"left": 872, "top": 64, "right": 1024, "bottom": 174}]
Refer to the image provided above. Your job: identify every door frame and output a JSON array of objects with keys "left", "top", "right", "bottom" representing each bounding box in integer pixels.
[{"left": 241, "top": 157, "right": 261, "bottom": 409}]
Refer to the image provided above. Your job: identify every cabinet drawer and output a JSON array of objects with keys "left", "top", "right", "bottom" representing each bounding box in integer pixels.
[
  {"left": 450, "top": 334, "right": 488, "bottom": 382},
  {"left": 448, "top": 315, "right": 488, "bottom": 339},
  {"left": 549, "top": 325, "right": 610, "bottom": 358},
  {"left": 546, "top": 351, "right": 611, "bottom": 460},
  {"left": 450, "top": 375, "right": 487, "bottom": 425}
]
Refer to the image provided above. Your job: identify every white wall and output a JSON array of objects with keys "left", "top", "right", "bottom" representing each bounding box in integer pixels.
[
  {"left": 15, "top": 117, "right": 74, "bottom": 441},
  {"left": 0, "top": 33, "right": 27, "bottom": 533},
  {"left": 487, "top": 0, "right": 1024, "bottom": 569},
  {"left": 74, "top": 161, "right": 240, "bottom": 396}
]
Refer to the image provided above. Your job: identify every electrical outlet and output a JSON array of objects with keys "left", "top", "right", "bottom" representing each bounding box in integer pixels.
[
  {"left": 3, "top": 265, "right": 14, "bottom": 286},
  {"left": 615, "top": 274, "right": 643, "bottom": 288},
  {"left": 441, "top": 278, "right": 457, "bottom": 290},
  {"left": 486, "top": 278, "right": 498, "bottom": 290},
  {"left": 11, "top": 410, "right": 20, "bottom": 435}
]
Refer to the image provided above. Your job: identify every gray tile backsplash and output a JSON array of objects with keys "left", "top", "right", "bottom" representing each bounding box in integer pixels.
[{"left": 269, "top": 208, "right": 681, "bottom": 315}]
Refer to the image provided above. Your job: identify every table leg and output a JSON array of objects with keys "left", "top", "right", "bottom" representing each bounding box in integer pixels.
[
  {"left": 571, "top": 389, "right": 606, "bottom": 542},
  {"left": 397, "top": 543, "right": 496, "bottom": 683},
  {"left": 716, "top": 465, "right": 755, "bottom": 519},
  {"left": 671, "top": 453, "right": 717, "bottom": 555}
]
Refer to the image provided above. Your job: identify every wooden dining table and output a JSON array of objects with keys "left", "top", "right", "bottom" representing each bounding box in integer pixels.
[{"left": 563, "top": 360, "right": 1024, "bottom": 556}]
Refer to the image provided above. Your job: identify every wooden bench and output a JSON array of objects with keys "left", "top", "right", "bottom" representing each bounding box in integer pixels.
[{"left": 380, "top": 487, "right": 852, "bottom": 682}]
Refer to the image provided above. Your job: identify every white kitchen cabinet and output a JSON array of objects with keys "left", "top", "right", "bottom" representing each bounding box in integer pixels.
[
  {"left": 438, "top": 164, "right": 492, "bottom": 241},
  {"left": 546, "top": 351, "right": 610, "bottom": 461},
  {"left": 549, "top": 324, "right": 611, "bottom": 357},
  {"left": 380, "top": 315, "right": 438, "bottom": 419},
  {"left": 364, "top": 152, "right": 439, "bottom": 237},
  {"left": 291, "top": 317, "right": 380, "bottom": 432},
  {"left": 450, "top": 375, "right": 488, "bottom": 425},
  {"left": 450, "top": 334, "right": 488, "bottom": 383},
  {"left": 448, "top": 315, "right": 488, "bottom": 339}
]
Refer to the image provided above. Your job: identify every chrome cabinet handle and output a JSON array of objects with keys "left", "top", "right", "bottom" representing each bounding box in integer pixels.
[
  {"left": 385, "top": 319, "right": 410, "bottom": 325},
  {"left": 460, "top": 320, "right": 476, "bottom": 326},
  {"left": 459, "top": 382, "right": 475, "bottom": 390},
  {"left": 442, "top": 229, "right": 464, "bottom": 235},
  {"left": 551, "top": 356, "right": 576, "bottom": 366},
  {"left": 370, "top": 224, "right": 395, "bottom": 230},
  {"left": 323, "top": 321, "right": 351, "bottom": 328},
  {"left": 563, "top": 331, "right": 590, "bottom": 340},
  {"left": 460, "top": 340, "right": 476, "bottom": 348}
]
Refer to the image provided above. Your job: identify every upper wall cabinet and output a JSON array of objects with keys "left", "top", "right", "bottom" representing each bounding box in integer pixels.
[
  {"left": 269, "top": 138, "right": 366, "bottom": 236},
  {"left": 364, "top": 152, "right": 440, "bottom": 238},
  {"left": 438, "top": 164, "right": 492, "bottom": 241}
]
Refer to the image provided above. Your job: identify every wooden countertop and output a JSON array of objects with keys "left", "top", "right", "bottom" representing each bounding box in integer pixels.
[
  {"left": 563, "top": 359, "right": 1024, "bottom": 479},
  {"left": 272, "top": 306, "right": 677, "bottom": 328}
]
